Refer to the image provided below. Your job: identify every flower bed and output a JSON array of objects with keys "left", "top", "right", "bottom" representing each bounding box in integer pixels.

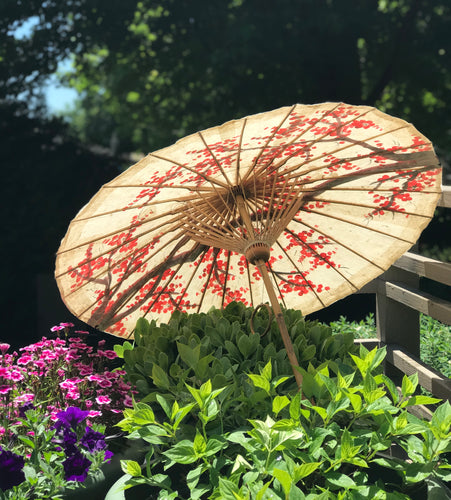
[{"left": 0, "top": 323, "right": 136, "bottom": 499}]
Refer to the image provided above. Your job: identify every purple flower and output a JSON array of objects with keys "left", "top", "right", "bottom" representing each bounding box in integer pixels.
[
  {"left": 80, "top": 427, "right": 107, "bottom": 453},
  {"left": 18, "top": 402, "right": 35, "bottom": 418},
  {"left": 0, "top": 447, "right": 25, "bottom": 491},
  {"left": 56, "top": 407, "right": 90, "bottom": 430},
  {"left": 63, "top": 451, "right": 92, "bottom": 482}
]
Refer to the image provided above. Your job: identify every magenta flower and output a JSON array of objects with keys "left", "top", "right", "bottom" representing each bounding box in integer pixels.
[
  {"left": 95, "top": 396, "right": 111, "bottom": 405},
  {"left": 16, "top": 355, "right": 33, "bottom": 365},
  {"left": 0, "top": 344, "right": 10, "bottom": 354},
  {"left": 98, "top": 378, "right": 113, "bottom": 388},
  {"left": 50, "top": 325, "right": 65, "bottom": 332},
  {"left": 9, "top": 370, "right": 24, "bottom": 382}
]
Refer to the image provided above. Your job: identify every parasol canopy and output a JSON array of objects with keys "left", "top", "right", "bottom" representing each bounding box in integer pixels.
[{"left": 55, "top": 102, "right": 442, "bottom": 342}]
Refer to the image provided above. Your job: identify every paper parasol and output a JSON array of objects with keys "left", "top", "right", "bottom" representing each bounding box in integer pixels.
[{"left": 55, "top": 102, "right": 442, "bottom": 384}]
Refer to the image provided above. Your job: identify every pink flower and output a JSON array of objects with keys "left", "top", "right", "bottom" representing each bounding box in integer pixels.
[
  {"left": 14, "top": 393, "right": 34, "bottom": 403},
  {"left": 88, "top": 410, "right": 102, "bottom": 418},
  {"left": 0, "top": 367, "right": 9, "bottom": 377},
  {"left": 0, "top": 343, "right": 10, "bottom": 354},
  {"left": 123, "top": 395, "right": 133, "bottom": 407},
  {"left": 17, "top": 355, "right": 33, "bottom": 365},
  {"left": 95, "top": 396, "right": 111, "bottom": 405},
  {"left": 60, "top": 380, "right": 77, "bottom": 390},
  {"left": 66, "top": 391, "right": 80, "bottom": 400},
  {"left": 50, "top": 325, "right": 65, "bottom": 332},
  {"left": 9, "top": 370, "right": 24, "bottom": 381},
  {"left": 97, "top": 379, "right": 113, "bottom": 388},
  {"left": 78, "top": 364, "right": 93, "bottom": 376},
  {"left": 87, "top": 375, "right": 103, "bottom": 382},
  {"left": 60, "top": 322, "right": 74, "bottom": 328},
  {"left": 0, "top": 385, "right": 12, "bottom": 394},
  {"left": 102, "top": 350, "right": 117, "bottom": 360}
]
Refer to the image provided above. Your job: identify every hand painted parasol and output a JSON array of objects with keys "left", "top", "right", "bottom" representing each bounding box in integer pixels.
[{"left": 55, "top": 102, "right": 441, "bottom": 386}]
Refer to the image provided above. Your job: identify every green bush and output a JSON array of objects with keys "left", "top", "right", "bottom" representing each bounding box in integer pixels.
[
  {"left": 115, "top": 303, "right": 356, "bottom": 429},
  {"left": 109, "top": 346, "right": 451, "bottom": 499}
]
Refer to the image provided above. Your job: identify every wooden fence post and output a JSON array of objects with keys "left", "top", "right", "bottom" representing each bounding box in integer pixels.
[{"left": 376, "top": 266, "right": 420, "bottom": 381}]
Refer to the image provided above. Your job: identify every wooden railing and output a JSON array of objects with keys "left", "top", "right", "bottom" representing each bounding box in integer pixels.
[{"left": 356, "top": 185, "right": 451, "bottom": 404}]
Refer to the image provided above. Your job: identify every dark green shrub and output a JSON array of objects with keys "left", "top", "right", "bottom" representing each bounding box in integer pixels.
[{"left": 115, "top": 303, "right": 356, "bottom": 427}]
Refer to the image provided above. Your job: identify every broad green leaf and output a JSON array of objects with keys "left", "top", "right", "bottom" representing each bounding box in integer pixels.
[
  {"left": 218, "top": 478, "right": 241, "bottom": 500},
  {"left": 248, "top": 373, "right": 271, "bottom": 394},
  {"left": 255, "top": 479, "right": 273, "bottom": 500},
  {"left": 381, "top": 374, "right": 399, "bottom": 405},
  {"left": 299, "top": 344, "right": 316, "bottom": 362},
  {"left": 370, "top": 432, "right": 391, "bottom": 452},
  {"left": 326, "top": 472, "right": 356, "bottom": 488},
  {"left": 294, "top": 462, "right": 321, "bottom": 481},
  {"left": 186, "top": 464, "right": 204, "bottom": 491},
  {"left": 173, "top": 402, "right": 196, "bottom": 430},
  {"left": 133, "top": 407, "right": 155, "bottom": 425},
  {"left": 163, "top": 440, "right": 198, "bottom": 464},
  {"left": 151, "top": 364, "right": 170, "bottom": 390},
  {"left": 261, "top": 360, "right": 272, "bottom": 381},
  {"left": 177, "top": 342, "right": 201, "bottom": 370},
  {"left": 186, "top": 384, "right": 204, "bottom": 407},
  {"left": 273, "top": 468, "right": 293, "bottom": 496},
  {"left": 345, "top": 391, "right": 362, "bottom": 413},
  {"left": 156, "top": 393, "right": 171, "bottom": 418},
  {"left": 401, "top": 372, "right": 418, "bottom": 398},
  {"left": 405, "top": 462, "right": 434, "bottom": 483},
  {"left": 199, "top": 379, "right": 212, "bottom": 400},
  {"left": 310, "top": 405, "right": 328, "bottom": 422},
  {"left": 193, "top": 431, "right": 207, "bottom": 456},
  {"left": 237, "top": 334, "right": 255, "bottom": 358},
  {"left": 205, "top": 437, "right": 227, "bottom": 456},
  {"left": 290, "top": 391, "right": 301, "bottom": 420},
  {"left": 318, "top": 373, "right": 339, "bottom": 399},
  {"left": 431, "top": 401, "right": 451, "bottom": 438},
  {"left": 272, "top": 395, "right": 290, "bottom": 416},
  {"left": 121, "top": 460, "right": 142, "bottom": 477},
  {"left": 326, "top": 397, "right": 350, "bottom": 420},
  {"left": 403, "top": 395, "right": 442, "bottom": 408}
]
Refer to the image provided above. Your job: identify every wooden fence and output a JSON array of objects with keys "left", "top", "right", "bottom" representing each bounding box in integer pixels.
[{"left": 355, "top": 185, "right": 451, "bottom": 407}]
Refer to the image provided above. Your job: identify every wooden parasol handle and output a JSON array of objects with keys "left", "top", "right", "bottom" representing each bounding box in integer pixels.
[{"left": 254, "top": 260, "right": 303, "bottom": 388}]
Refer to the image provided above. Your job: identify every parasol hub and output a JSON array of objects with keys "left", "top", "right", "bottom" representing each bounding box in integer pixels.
[{"left": 244, "top": 240, "right": 271, "bottom": 265}]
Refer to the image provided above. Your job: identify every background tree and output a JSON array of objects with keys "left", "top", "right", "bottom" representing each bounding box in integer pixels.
[{"left": 1, "top": 0, "right": 450, "bottom": 345}]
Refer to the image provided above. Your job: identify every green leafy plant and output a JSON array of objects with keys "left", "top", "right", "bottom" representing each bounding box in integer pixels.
[
  {"left": 0, "top": 406, "right": 113, "bottom": 499},
  {"left": 330, "top": 313, "right": 451, "bottom": 378},
  {"left": 116, "top": 303, "right": 356, "bottom": 427},
  {"left": 109, "top": 345, "right": 451, "bottom": 499}
]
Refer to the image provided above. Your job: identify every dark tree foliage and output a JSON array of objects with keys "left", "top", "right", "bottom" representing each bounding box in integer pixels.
[{"left": 0, "top": 0, "right": 450, "bottom": 342}]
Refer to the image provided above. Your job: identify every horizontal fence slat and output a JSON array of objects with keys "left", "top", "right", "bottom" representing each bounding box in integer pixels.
[
  {"left": 382, "top": 281, "right": 451, "bottom": 325},
  {"left": 385, "top": 344, "right": 451, "bottom": 401},
  {"left": 393, "top": 252, "right": 451, "bottom": 286},
  {"left": 354, "top": 338, "right": 380, "bottom": 350},
  {"left": 438, "top": 185, "right": 451, "bottom": 208}
]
